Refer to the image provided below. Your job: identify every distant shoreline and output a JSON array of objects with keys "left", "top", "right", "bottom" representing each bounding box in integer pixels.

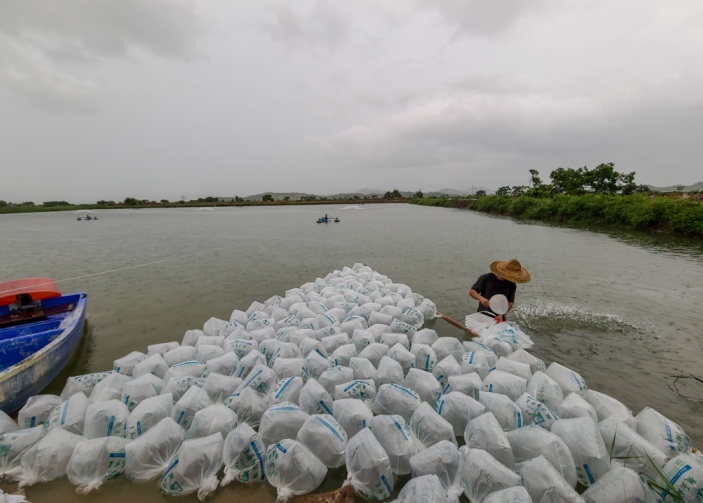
[
  {"left": 0, "top": 198, "right": 410, "bottom": 215},
  {"left": 411, "top": 194, "right": 703, "bottom": 238}
]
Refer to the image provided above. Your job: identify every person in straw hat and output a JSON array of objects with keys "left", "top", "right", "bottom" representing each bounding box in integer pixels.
[{"left": 469, "top": 259, "right": 531, "bottom": 322}]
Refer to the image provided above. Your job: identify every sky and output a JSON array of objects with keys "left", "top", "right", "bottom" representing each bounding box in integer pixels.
[{"left": 1, "top": 0, "right": 702, "bottom": 203}]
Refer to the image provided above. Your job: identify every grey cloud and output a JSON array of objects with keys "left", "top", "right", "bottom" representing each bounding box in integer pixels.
[
  {"left": 259, "top": 1, "right": 350, "bottom": 50},
  {"left": 313, "top": 82, "right": 703, "bottom": 187},
  {"left": 414, "top": 0, "right": 550, "bottom": 37},
  {"left": 0, "top": 0, "right": 207, "bottom": 61}
]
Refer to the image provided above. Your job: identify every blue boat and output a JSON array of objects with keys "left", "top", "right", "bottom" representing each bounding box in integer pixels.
[{"left": 0, "top": 278, "right": 87, "bottom": 413}]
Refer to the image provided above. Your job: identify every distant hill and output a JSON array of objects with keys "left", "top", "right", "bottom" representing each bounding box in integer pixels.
[{"left": 649, "top": 182, "right": 703, "bottom": 192}]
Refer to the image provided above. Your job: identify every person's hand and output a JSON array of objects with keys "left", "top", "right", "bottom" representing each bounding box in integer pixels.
[
  {"left": 495, "top": 314, "right": 504, "bottom": 323},
  {"left": 479, "top": 297, "right": 490, "bottom": 308}
]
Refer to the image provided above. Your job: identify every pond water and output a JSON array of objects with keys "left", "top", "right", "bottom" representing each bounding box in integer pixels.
[{"left": 1, "top": 203, "right": 702, "bottom": 502}]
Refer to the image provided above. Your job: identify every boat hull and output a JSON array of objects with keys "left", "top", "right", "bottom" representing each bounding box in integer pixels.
[{"left": 0, "top": 293, "right": 87, "bottom": 414}]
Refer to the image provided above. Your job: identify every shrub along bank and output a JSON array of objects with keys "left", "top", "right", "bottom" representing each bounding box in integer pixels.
[{"left": 411, "top": 194, "right": 703, "bottom": 237}]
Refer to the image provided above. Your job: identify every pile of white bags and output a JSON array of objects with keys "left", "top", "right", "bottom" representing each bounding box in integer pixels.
[{"left": 1, "top": 264, "right": 698, "bottom": 502}]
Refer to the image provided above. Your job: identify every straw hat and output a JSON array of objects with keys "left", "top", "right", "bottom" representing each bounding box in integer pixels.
[{"left": 490, "top": 259, "right": 531, "bottom": 284}]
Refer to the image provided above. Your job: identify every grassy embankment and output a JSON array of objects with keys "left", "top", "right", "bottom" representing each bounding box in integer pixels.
[{"left": 411, "top": 194, "right": 703, "bottom": 237}]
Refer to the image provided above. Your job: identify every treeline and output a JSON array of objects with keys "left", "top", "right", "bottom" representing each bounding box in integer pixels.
[
  {"left": 0, "top": 191, "right": 412, "bottom": 214},
  {"left": 495, "top": 163, "right": 650, "bottom": 197},
  {"left": 411, "top": 164, "right": 703, "bottom": 237}
]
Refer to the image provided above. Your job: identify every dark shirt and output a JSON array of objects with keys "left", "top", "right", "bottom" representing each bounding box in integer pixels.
[{"left": 471, "top": 273, "right": 517, "bottom": 316}]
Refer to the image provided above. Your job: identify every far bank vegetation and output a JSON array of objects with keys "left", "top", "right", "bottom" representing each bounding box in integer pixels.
[{"left": 411, "top": 163, "right": 703, "bottom": 237}]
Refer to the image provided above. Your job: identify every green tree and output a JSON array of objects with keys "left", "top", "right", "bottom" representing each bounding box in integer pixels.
[
  {"left": 0, "top": 200, "right": 7, "bottom": 207},
  {"left": 586, "top": 162, "right": 619, "bottom": 194},
  {"left": 160, "top": 199, "right": 170, "bottom": 204},
  {"left": 283, "top": 196, "right": 290, "bottom": 201},
  {"left": 527, "top": 169, "right": 550, "bottom": 197},
  {"left": 234, "top": 196, "right": 243, "bottom": 202},
  {"left": 550, "top": 167, "right": 587, "bottom": 195},
  {"left": 21, "top": 201, "right": 35, "bottom": 206},
  {"left": 475, "top": 190, "right": 487, "bottom": 198},
  {"left": 123, "top": 197, "right": 139, "bottom": 206},
  {"left": 495, "top": 186, "right": 511, "bottom": 196},
  {"left": 618, "top": 172, "right": 638, "bottom": 195},
  {"left": 511, "top": 186, "right": 528, "bottom": 197},
  {"left": 414, "top": 190, "right": 424, "bottom": 198},
  {"left": 262, "top": 194, "right": 274, "bottom": 202}
]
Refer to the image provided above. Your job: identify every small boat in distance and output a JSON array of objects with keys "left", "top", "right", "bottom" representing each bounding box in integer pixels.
[
  {"left": 0, "top": 278, "right": 87, "bottom": 413},
  {"left": 317, "top": 214, "right": 340, "bottom": 223}
]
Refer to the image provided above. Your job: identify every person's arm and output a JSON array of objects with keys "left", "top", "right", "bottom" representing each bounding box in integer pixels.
[{"left": 469, "top": 288, "right": 490, "bottom": 308}]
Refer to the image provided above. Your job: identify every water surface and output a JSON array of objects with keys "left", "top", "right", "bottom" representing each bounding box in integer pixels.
[{"left": 1, "top": 204, "right": 702, "bottom": 502}]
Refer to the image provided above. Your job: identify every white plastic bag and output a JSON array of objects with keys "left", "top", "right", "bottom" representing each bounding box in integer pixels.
[
  {"left": 656, "top": 454, "right": 703, "bottom": 502},
  {"left": 345, "top": 428, "right": 395, "bottom": 501},
  {"left": 333, "top": 398, "right": 373, "bottom": 438},
  {"left": 171, "top": 386, "right": 213, "bottom": 430},
  {"left": 447, "top": 373, "right": 483, "bottom": 399},
  {"left": 125, "top": 417, "right": 185, "bottom": 481},
  {"left": 556, "top": 391, "right": 598, "bottom": 423},
  {"left": 298, "top": 378, "right": 334, "bottom": 415},
  {"left": 186, "top": 404, "right": 238, "bottom": 440},
  {"left": 526, "top": 371, "right": 564, "bottom": 411},
  {"left": 514, "top": 392, "right": 559, "bottom": 430},
  {"left": 223, "top": 387, "right": 268, "bottom": 428},
  {"left": 268, "top": 376, "right": 304, "bottom": 405},
  {"left": 598, "top": 415, "right": 667, "bottom": 482},
  {"left": 160, "top": 433, "right": 224, "bottom": 500},
  {"left": 372, "top": 384, "right": 422, "bottom": 421},
  {"left": 13, "top": 427, "right": 82, "bottom": 487},
  {"left": 221, "top": 422, "right": 266, "bottom": 486},
  {"left": 464, "top": 412, "right": 515, "bottom": 469},
  {"left": 45, "top": 391, "right": 90, "bottom": 434},
  {"left": 66, "top": 436, "right": 128, "bottom": 494},
  {"left": 515, "top": 455, "right": 584, "bottom": 503},
  {"left": 410, "top": 402, "right": 457, "bottom": 449},
  {"left": 409, "top": 440, "right": 462, "bottom": 498},
  {"left": 121, "top": 373, "right": 163, "bottom": 411},
  {"left": 459, "top": 448, "right": 521, "bottom": 503},
  {"left": 506, "top": 424, "right": 577, "bottom": 487},
  {"left": 17, "top": 395, "right": 60, "bottom": 429},
  {"left": 376, "top": 355, "right": 405, "bottom": 386},
  {"left": 483, "top": 370, "right": 527, "bottom": 401},
  {"left": 370, "top": 414, "right": 418, "bottom": 476},
  {"left": 203, "top": 372, "right": 241, "bottom": 404},
  {"left": 584, "top": 389, "right": 636, "bottom": 429},
  {"left": 265, "top": 439, "right": 328, "bottom": 501},
  {"left": 551, "top": 417, "right": 611, "bottom": 486},
  {"left": 334, "top": 379, "right": 377, "bottom": 401},
  {"left": 482, "top": 486, "right": 534, "bottom": 503},
  {"left": 391, "top": 474, "right": 448, "bottom": 503},
  {"left": 83, "top": 399, "right": 130, "bottom": 438},
  {"left": 478, "top": 391, "right": 523, "bottom": 431},
  {"left": 404, "top": 368, "right": 442, "bottom": 406},
  {"left": 0, "top": 426, "right": 46, "bottom": 477},
  {"left": 544, "top": 362, "right": 587, "bottom": 398},
  {"left": 636, "top": 407, "right": 692, "bottom": 459},
  {"left": 126, "top": 393, "right": 174, "bottom": 439},
  {"left": 581, "top": 466, "right": 657, "bottom": 503},
  {"left": 113, "top": 351, "right": 146, "bottom": 375},
  {"left": 435, "top": 391, "right": 485, "bottom": 436},
  {"left": 296, "top": 414, "right": 348, "bottom": 468},
  {"left": 259, "top": 402, "right": 310, "bottom": 447}
]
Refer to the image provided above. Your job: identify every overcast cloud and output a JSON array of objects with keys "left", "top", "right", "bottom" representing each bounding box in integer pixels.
[{"left": 1, "top": 0, "right": 701, "bottom": 202}]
